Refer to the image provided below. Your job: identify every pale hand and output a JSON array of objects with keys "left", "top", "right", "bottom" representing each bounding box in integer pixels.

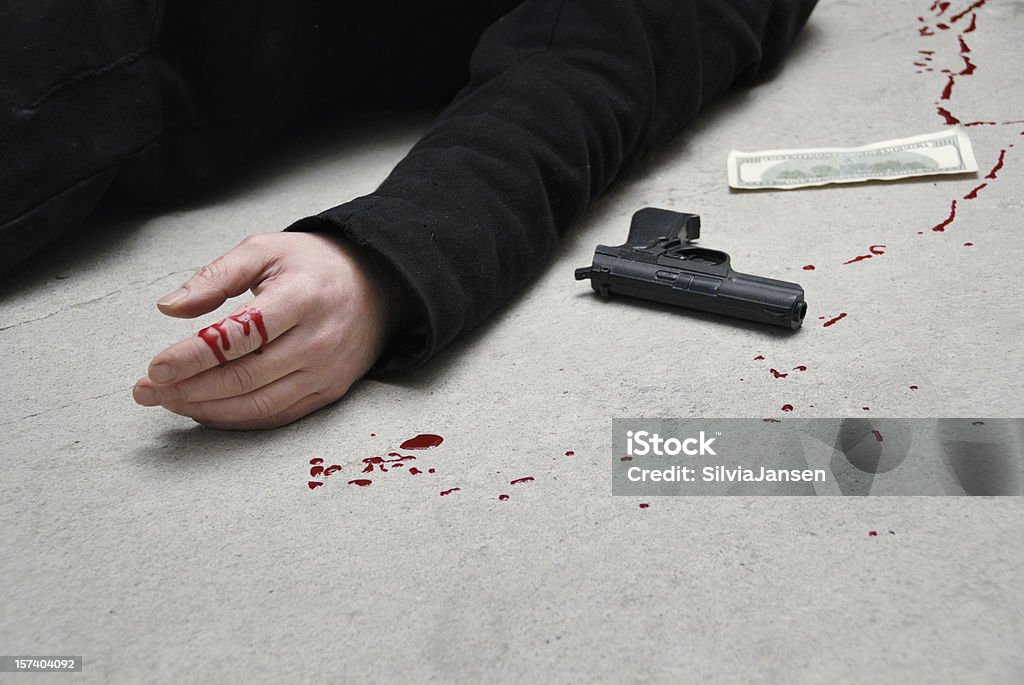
[{"left": 133, "top": 232, "right": 406, "bottom": 429}]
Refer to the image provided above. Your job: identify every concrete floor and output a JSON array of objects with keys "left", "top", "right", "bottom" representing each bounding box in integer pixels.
[{"left": 2, "top": 1, "right": 1022, "bottom": 682}]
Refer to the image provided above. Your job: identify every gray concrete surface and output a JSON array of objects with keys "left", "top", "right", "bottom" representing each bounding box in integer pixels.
[{"left": 2, "top": 1, "right": 1022, "bottom": 682}]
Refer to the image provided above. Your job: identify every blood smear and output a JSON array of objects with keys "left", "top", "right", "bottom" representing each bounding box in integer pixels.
[{"left": 400, "top": 434, "right": 444, "bottom": 450}]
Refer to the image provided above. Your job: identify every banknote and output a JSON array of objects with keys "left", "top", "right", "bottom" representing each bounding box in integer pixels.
[{"left": 727, "top": 129, "right": 979, "bottom": 190}]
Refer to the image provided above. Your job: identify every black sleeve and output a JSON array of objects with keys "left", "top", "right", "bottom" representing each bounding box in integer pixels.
[{"left": 287, "top": 0, "right": 819, "bottom": 372}]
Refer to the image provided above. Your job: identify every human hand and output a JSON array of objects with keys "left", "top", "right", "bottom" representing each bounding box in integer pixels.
[{"left": 132, "top": 232, "right": 409, "bottom": 429}]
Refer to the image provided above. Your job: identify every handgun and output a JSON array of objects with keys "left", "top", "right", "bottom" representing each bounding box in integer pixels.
[{"left": 575, "top": 208, "right": 807, "bottom": 329}]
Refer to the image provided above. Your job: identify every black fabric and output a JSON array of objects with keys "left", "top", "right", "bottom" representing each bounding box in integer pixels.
[
  {"left": 288, "top": 0, "right": 818, "bottom": 372},
  {"left": 1, "top": 0, "right": 817, "bottom": 372}
]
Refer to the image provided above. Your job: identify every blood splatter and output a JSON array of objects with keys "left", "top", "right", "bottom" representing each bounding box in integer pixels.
[
  {"left": 347, "top": 479, "right": 372, "bottom": 487},
  {"left": 869, "top": 245, "right": 886, "bottom": 255},
  {"left": 940, "top": 74, "right": 955, "bottom": 100},
  {"left": 620, "top": 456, "right": 633, "bottom": 462},
  {"left": 499, "top": 494, "right": 510, "bottom": 501},
  {"left": 781, "top": 404, "right": 794, "bottom": 412},
  {"left": 936, "top": 105, "right": 960, "bottom": 125},
  {"left": 309, "top": 458, "right": 323, "bottom": 465},
  {"left": 639, "top": 503, "right": 650, "bottom": 509},
  {"left": 370, "top": 433, "right": 376, "bottom": 437},
  {"left": 310, "top": 466, "right": 324, "bottom": 477},
  {"left": 963, "top": 242, "right": 973, "bottom": 246},
  {"left": 770, "top": 368, "right": 789, "bottom": 379},
  {"left": 868, "top": 530, "right": 878, "bottom": 537},
  {"left": 843, "top": 254, "right": 873, "bottom": 265},
  {"left": 931, "top": 200, "right": 957, "bottom": 232},
  {"left": 400, "top": 434, "right": 444, "bottom": 450},
  {"left": 872, "top": 430, "right": 884, "bottom": 442},
  {"left": 308, "top": 481, "right": 324, "bottom": 490},
  {"left": 985, "top": 149, "right": 1006, "bottom": 179},
  {"left": 428, "top": 468, "right": 436, "bottom": 474},
  {"left": 510, "top": 477, "right": 535, "bottom": 485},
  {"left": 950, "top": 1, "right": 986, "bottom": 24},
  {"left": 440, "top": 488, "right": 460, "bottom": 496},
  {"left": 564, "top": 451, "right": 575, "bottom": 456},
  {"left": 802, "top": 265, "right": 815, "bottom": 271},
  {"left": 793, "top": 365, "right": 808, "bottom": 371},
  {"left": 823, "top": 312, "right": 847, "bottom": 327},
  {"left": 197, "top": 308, "right": 269, "bottom": 365},
  {"left": 963, "top": 183, "right": 987, "bottom": 199},
  {"left": 323, "top": 465, "right": 342, "bottom": 477},
  {"left": 754, "top": 355, "right": 765, "bottom": 361},
  {"left": 909, "top": 385, "right": 919, "bottom": 390},
  {"left": 408, "top": 468, "right": 422, "bottom": 475},
  {"left": 863, "top": 407, "right": 871, "bottom": 411},
  {"left": 963, "top": 13, "right": 977, "bottom": 32}
]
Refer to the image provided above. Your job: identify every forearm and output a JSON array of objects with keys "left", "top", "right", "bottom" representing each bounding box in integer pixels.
[{"left": 290, "top": 0, "right": 818, "bottom": 371}]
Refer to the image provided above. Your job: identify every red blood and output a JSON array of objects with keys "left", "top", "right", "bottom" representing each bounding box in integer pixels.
[
  {"left": 940, "top": 74, "right": 955, "bottom": 100},
  {"left": 919, "top": 26, "right": 934, "bottom": 36},
  {"left": 863, "top": 407, "right": 870, "bottom": 411},
  {"left": 370, "top": 433, "right": 376, "bottom": 436},
  {"left": 391, "top": 463, "right": 405, "bottom": 468},
  {"left": 931, "top": 200, "right": 957, "bottom": 231},
  {"left": 963, "top": 13, "right": 978, "bottom": 32},
  {"left": 868, "top": 530, "right": 878, "bottom": 537},
  {"left": 510, "top": 477, "right": 535, "bottom": 485},
  {"left": 499, "top": 494, "right": 510, "bottom": 501},
  {"left": 959, "top": 55, "right": 976, "bottom": 76},
  {"left": 408, "top": 468, "right": 422, "bottom": 475},
  {"left": 909, "top": 385, "right": 919, "bottom": 390},
  {"left": 950, "top": 0, "right": 987, "bottom": 23},
  {"left": 985, "top": 149, "right": 1006, "bottom": 179},
  {"left": 913, "top": 62, "right": 928, "bottom": 68},
  {"left": 428, "top": 468, "right": 436, "bottom": 474},
  {"left": 868, "top": 245, "right": 886, "bottom": 255},
  {"left": 963, "top": 121, "right": 996, "bottom": 127},
  {"left": 793, "top": 365, "right": 808, "bottom": 371},
  {"left": 918, "top": 50, "right": 935, "bottom": 55},
  {"left": 309, "top": 458, "right": 324, "bottom": 465},
  {"left": 310, "top": 466, "right": 324, "bottom": 477},
  {"left": 972, "top": 421, "right": 985, "bottom": 426},
  {"left": 565, "top": 451, "right": 575, "bottom": 456},
  {"left": 440, "top": 488, "right": 460, "bottom": 496},
  {"left": 963, "top": 242, "right": 973, "bottom": 246},
  {"left": 872, "top": 430, "right": 883, "bottom": 443},
  {"left": 763, "top": 418, "right": 781, "bottom": 423},
  {"left": 196, "top": 308, "right": 269, "bottom": 365},
  {"left": 781, "top": 404, "right": 794, "bottom": 412},
  {"left": 770, "top": 369, "right": 789, "bottom": 379},
  {"left": 822, "top": 312, "right": 847, "bottom": 327},
  {"left": 963, "top": 183, "right": 987, "bottom": 199},
  {"left": 347, "top": 479, "right": 372, "bottom": 487},
  {"left": 843, "top": 254, "right": 873, "bottom": 265},
  {"left": 936, "top": 22, "right": 949, "bottom": 30},
  {"left": 936, "top": 105, "right": 959, "bottom": 125},
  {"left": 639, "top": 503, "right": 650, "bottom": 509},
  {"left": 754, "top": 355, "right": 765, "bottom": 361},
  {"left": 323, "top": 465, "right": 342, "bottom": 477},
  {"left": 802, "top": 265, "right": 815, "bottom": 271},
  {"left": 399, "top": 434, "right": 444, "bottom": 450},
  {"left": 308, "top": 481, "right": 324, "bottom": 490},
  {"left": 620, "top": 456, "right": 633, "bottom": 461}
]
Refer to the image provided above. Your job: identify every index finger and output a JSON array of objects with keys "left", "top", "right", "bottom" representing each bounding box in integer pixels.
[{"left": 146, "top": 298, "right": 299, "bottom": 385}]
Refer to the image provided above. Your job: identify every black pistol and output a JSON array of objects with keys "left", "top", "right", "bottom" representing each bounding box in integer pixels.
[{"left": 575, "top": 208, "right": 807, "bottom": 329}]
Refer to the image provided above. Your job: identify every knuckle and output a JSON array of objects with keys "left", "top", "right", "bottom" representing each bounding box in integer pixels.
[
  {"left": 223, "top": 362, "right": 257, "bottom": 395},
  {"left": 247, "top": 392, "right": 277, "bottom": 420}
]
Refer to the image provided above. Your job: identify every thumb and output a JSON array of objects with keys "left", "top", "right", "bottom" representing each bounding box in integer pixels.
[{"left": 157, "top": 236, "right": 275, "bottom": 318}]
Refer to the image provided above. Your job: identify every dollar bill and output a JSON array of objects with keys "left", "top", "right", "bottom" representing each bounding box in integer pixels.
[{"left": 727, "top": 129, "right": 979, "bottom": 190}]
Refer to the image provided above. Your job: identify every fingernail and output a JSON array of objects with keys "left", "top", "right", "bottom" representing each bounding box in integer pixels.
[
  {"left": 158, "top": 288, "right": 188, "bottom": 306},
  {"left": 133, "top": 384, "right": 159, "bottom": 406},
  {"left": 149, "top": 363, "right": 176, "bottom": 384}
]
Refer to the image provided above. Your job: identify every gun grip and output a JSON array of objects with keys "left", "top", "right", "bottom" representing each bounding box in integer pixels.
[{"left": 626, "top": 208, "right": 701, "bottom": 247}]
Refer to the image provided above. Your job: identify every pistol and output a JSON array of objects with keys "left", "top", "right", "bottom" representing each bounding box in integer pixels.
[{"left": 575, "top": 208, "right": 807, "bottom": 329}]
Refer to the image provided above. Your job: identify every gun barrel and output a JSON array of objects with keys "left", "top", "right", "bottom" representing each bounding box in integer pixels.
[{"left": 579, "top": 253, "right": 806, "bottom": 330}]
